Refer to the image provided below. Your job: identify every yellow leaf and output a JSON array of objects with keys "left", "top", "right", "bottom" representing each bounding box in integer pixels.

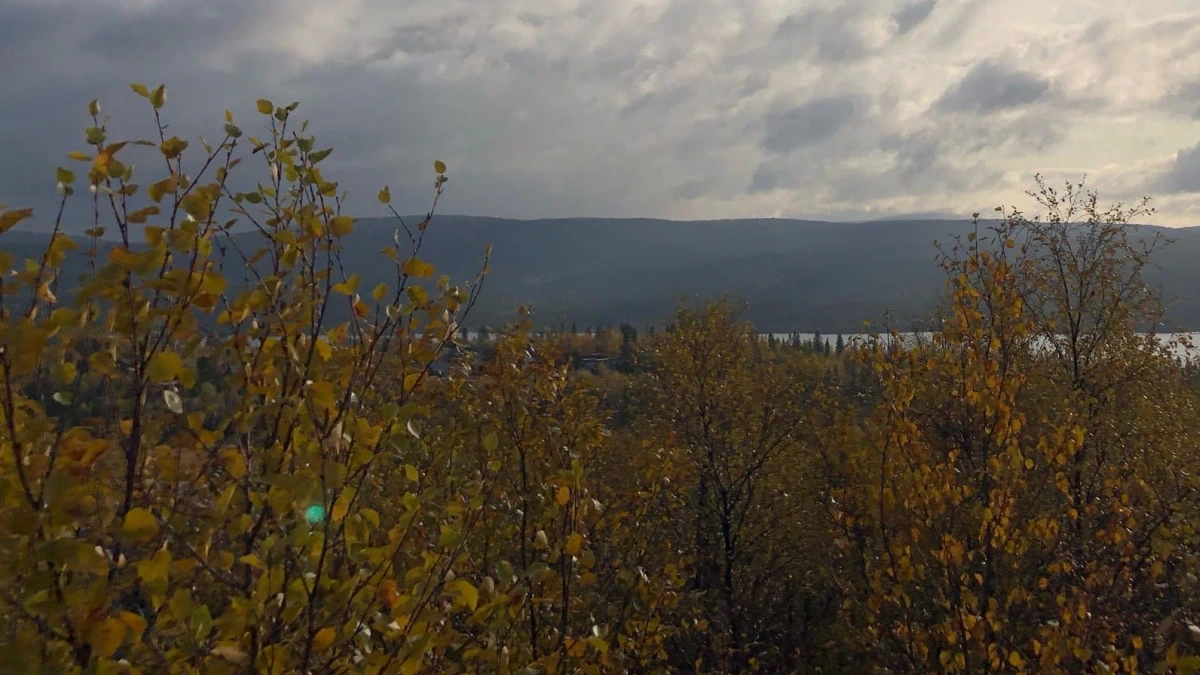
[
  {"left": 89, "top": 617, "right": 127, "bottom": 659},
  {"left": 256, "top": 99, "right": 274, "bottom": 115},
  {"left": 402, "top": 257, "right": 435, "bottom": 279},
  {"left": 160, "top": 136, "right": 189, "bottom": 160},
  {"left": 239, "top": 553, "right": 264, "bottom": 569},
  {"left": 372, "top": 282, "right": 389, "bottom": 302},
  {"left": 0, "top": 208, "right": 35, "bottom": 234},
  {"left": 308, "top": 380, "right": 337, "bottom": 412},
  {"left": 147, "top": 350, "right": 184, "bottom": 383},
  {"left": 212, "top": 644, "right": 249, "bottom": 664},
  {"left": 128, "top": 206, "right": 160, "bottom": 224},
  {"left": 119, "top": 611, "right": 147, "bottom": 639},
  {"left": 378, "top": 186, "right": 391, "bottom": 204},
  {"left": 108, "top": 247, "right": 142, "bottom": 269},
  {"left": 1008, "top": 651, "right": 1024, "bottom": 668},
  {"left": 434, "top": 160, "right": 447, "bottom": 174},
  {"left": 331, "top": 494, "right": 350, "bottom": 522},
  {"left": 135, "top": 547, "right": 171, "bottom": 587},
  {"left": 565, "top": 533, "right": 583, "bottom": 556},
  {"left": 123, "top": 508, "right": 159, "bottom": 541},
  {"left": 446, "top": 579, "right": 479, "bottom": 611},
  {"left": 314, "top": 339, "right": 332, "bottom": 362},
  {"left": 330, "top": 215, "right": 355, "bottom": 237},
  {"left": 67, "top": 150, "right": 92, "bottom": 162},
  {"left": 403, "top": 373, "right": 420, "bottom": 393},
  {"left": 407, "top": 285, "right": 428, "bottom": 305},
  {"left": 180, "top": 192, "right": 211, "bottom": 220},
  {"left": 198, "top": 270, "right": 226, "bottom": 295},
  {"left": 147, "top": 177, "right": 177, "bottom": 203},
  {"left": 377, "top": 579, "right": 399, "bottom": 607},
  {"left": 567, "top": 638, "right": 587, "bottom": 658},
  {"left": 556, "top": 486, "right": 570, "bottom": 505},
  {"left": 1132, "top": 636, "right": 1143, "bottom": 649},
  {"left": 404, "top": 464, "right": 419, "bottom": 482},
  {"left": 313, "top": 626, "right": 336, "bottom": 653}
]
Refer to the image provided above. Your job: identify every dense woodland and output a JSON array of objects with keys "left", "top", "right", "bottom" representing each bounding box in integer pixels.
[{"left": 1, "top": 89, "right": 1199, "bottom": 674}]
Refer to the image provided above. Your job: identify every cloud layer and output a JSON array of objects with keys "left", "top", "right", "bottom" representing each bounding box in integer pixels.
[{"left": 3, "top": 0, "right": 1200, "bottom": 227}]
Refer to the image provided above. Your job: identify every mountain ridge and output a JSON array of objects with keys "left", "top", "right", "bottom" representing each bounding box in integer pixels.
[{"left": 6, "top": 216, "right": 1200, "bottom": 332}]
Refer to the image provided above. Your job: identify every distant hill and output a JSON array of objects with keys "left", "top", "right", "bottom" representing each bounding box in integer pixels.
[{"left": 7, "top": 216, "right": 1200, "bottom": 332}]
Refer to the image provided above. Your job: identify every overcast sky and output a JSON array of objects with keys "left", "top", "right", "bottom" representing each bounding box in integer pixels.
[{"left": 3, "top": 0, "right": 1200, "bottom": 228}]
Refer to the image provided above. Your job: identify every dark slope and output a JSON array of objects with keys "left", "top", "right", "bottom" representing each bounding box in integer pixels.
[{"left": 4, "top": 217, "right": 1196, "bottom": 332}]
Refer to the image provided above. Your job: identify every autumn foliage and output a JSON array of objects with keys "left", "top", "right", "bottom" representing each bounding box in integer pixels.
[{"left": 1, "top": 88, "right": 1198, "bottom": 674}]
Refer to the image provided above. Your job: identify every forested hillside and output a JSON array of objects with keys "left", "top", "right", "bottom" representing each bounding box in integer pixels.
[
  {"left": 11, "top": 214, "right": 1200, "bottom": 333},
  {"left": 1, "top": 89, "right": 1198, "bottom": 674}
]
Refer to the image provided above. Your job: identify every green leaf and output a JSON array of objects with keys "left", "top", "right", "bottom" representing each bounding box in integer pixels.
[
  {"left": 257, "top": 99, "right": 274, "bottom": 115},
  {"left": 309, "top": 148, "right": 333, "bottom": 164},
  {"left": 433, "top": 160, "right": 447, "bottom": 175},
  {"left": 483, "top": 431, "right": 499, "bottom": 452},
  {"left": 56, "top": 167, "right": 75, "bottom": 185}
]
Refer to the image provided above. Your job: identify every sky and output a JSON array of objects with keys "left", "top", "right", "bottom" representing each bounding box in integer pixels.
[{"left": 3, "top": 0, "right": 1200, "bottom": 228}]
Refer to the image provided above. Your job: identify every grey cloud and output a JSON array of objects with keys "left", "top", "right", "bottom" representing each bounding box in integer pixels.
[
  {"left": 893, "top": 0, "right": 937, "bottom": 35},
  {"left": 748, "top": 164, "right": 790, "bottom": 193},
  {"left": 740, "top": 73, "right": 771, "bottom": 98},
  {"left": 936, "top": 60, "right": 1051, "bottom": 113},
  {"left": 1, "top": 0, "right": 1198, "bottom": 231},
  {"left": 1159, "top": 141, "right": 1200, "bottom": 193},
  {"left": 364, "top": 15, "right": 472, "bottom": 64},
  {"left": 620, "top": 88, "right": 690, "bottom": 118},
  {"left": 1164, "top": 81, "right": 1200, "bottom": 119},
  {"left": 761, "top": 95, "right": 860, "bottom": 154},
  {"left": 674, "top": 177, "right": 719, "bottom": 200},
  {"left": 773, "top": 5, "right": 881, "bottom": 63}
]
